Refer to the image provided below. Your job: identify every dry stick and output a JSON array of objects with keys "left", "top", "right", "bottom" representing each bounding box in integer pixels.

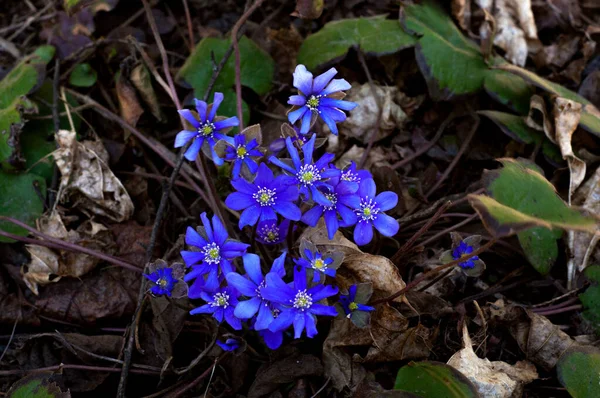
[
  {"left": 357, "top": 49, "right": 383, "bottom": 169},
  {"left": 0, "top": 364, "right": 160, "bottom": 377},
  {"left": 169, "top": 357, "right": 222, "bottom": 398},
  {"left": 390, "top": 201, "right": 452, "bottom": 264},
  {"left": 371, "top": 239, "right": 497, "bottom": 305},
  {"left": 232, "top": 0, "right": 267, "bottom": 130},
  {"left": 533, "top": 304, "right": 583, "bottom": 316},
  {"left": 0, "top": 217, "right": 141, "bottom": 273},
  {"left": 424, "top": 114, "right": 480, "bottom": 199},
  {"left": 182, "top": 0, "right": 195, "bottom": 53},
  {"left": 391, "top": 111, "right": 459, "bottom": 170}
]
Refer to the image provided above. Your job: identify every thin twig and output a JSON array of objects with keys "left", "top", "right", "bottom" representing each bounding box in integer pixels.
[
  {"left": 168, "top": 357, "right": 222, "bottom": 398},
  {"left": 0, "top": 364, "right": 160, "bottom": 376},
  {"left": 0, "top": 317, "right": 18, "bottom": 363},
  {"left": 357, "top": 49, "right": 382, "bottom": 169},
  {"left": 182, "top": 0, "right": 195, "bottom": 53},
  {"left": 371, "top": 239, "right": 497, "bottom": 305},
  {"left": 418, "top": 213, "right": 478, "bottom": 248},
  {"left": 533, "top": 304, "right": 582, "bottom": 316},
  {"left": 232, "top": 0, "right": 267, "bottom": 130}
]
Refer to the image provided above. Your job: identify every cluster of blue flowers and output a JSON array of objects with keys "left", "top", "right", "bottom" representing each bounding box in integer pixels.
[{"left": 164, "top": 65, "right": 403, "bottom": 349}]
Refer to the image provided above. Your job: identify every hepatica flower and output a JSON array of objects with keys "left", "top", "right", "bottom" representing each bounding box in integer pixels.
[
  {"left": 353, "top": 179, "right": 399, "bottom": 245},
  {"left": 340, "top": 161, "right": 372, "bottom": 184},
  {"left": 256, "top": 219, "right": 289, "bottom": 245},
  {"left": 175, "top": 92, "right": 239, "bottom": 164},
  {"left": 453, "top": 241, "right": 479, "bottom": 269},
  {"left": 216, "top": 337, "right": 241, "bottom": 352},
  {"left": 181, "top": 213, "right": 249, "bottom": 293},
  {"left": 268, "top": 134, "right": 338, "bottom": 205},
  {"left": 226, "top": 252, "right": 286, "bottom": 330},
  {"left": 190, "top": 286, "right": 242, "bottom": 330},
  {"left": 262, "top": 266, "right": 338, "bottom": 339},
  {"left": 225, "top": 134, "right": 262, "bottom": 178},
  {"left": 339, "top": 283, "right": 375, "bottom": 328},
  {"left": 301, "top": 176, "right": 360, "bottom": 239},
  {"left": 225, "top": 163, "right": 301, "bottom": 229},
  {"left": 145, "top": 267, "right": 176, "bottom": 296},
  {"left": 294, "top": 242, "right": 343, "bottom": 282},
  {"left": 288, "top": 65, "right": 357, "bottom": 135}
]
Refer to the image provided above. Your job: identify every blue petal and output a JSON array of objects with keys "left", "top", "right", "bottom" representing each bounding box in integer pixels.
[
  {"left": 302, "top": 134, "right": 316, "bottom": 164},
  {"left": 190, "top": 304, "right": 214, "bottom": 315},
  {"left": 245, "top": 158, "right": 259, "bottom": 174},
  {"left": 239, "top": 205, "right": 261, "bottom": 228},
  {"left": 301, "top": 205, "right": 323, "bottom": 227},
  {"left": 200, "top": 212, "right": 214, "bottom": 242},
  {"left": 211, "top": 214, "right": 229, "bottom": 245},
  {"left": 375, "top": 191, "right": 398, "bottom": 211},
  {"left": 320, "top": 98, "right": 358, "bottom": 111},
  {"left": 254, "top": 163, "right": 275, "bottom": 188},
  {"left": 255, "top": 304, "right": 274, "bottom": 330},
  {"left": 243, "top": 253, "right": 264, "bottom": 285},
  {"left": 294, "top": 266, "right": 307, "bottom": 291},
  {"left": 231, "top": 177, "right": 256, "bottom": 194},
  {"left": 299, "top": 109, "right": 312, "bottom": 135},
  {"left": 178, "top": 109, "right": 200, "bottom": 128},
  {"left": 292, "top": 64, "right": 314, "bottom": 96},
  {"left": 225, "top": 192, "right": 254, "bottom": 211},
  {"left": 354, "top": 221, "right": 374, "bottom": 246},
  {"left": 232, "top": 160, "right": 242, "bottom": 178},
  {"left": 272, "top": 202, "right": 302, "bottom": 221},
  {"left": 373, "top": 213, "right": 399, "bottom": 237},
  {"left": 184, "top": 138, "right": 202, "bottom": 161},
  {"left": 319, "top": 107, "right": 339, "bottom": 135},
  {"left": 313, "top": 67, "right": 338, "bottom": 94},
  {"left": 288, "top": 94, "right": 307, "bottom": 106},
  {"left": 174, "top": 130, "right": 196, "bottom": 148},
  {"left": 194, "top": 99, "right": 207, "bottom": 121},
  {"left": 208, "top": 92, "right": 224, "bottom": 121},
  {"left": 209, "top": 142, "right": 224, "bottom": 166},
  {"left": 263, "top": 273, "right": 295, "bottom": 303},
  {"left": 268, "top": 309, "right": 295, "bottom": 332},
  {"left": 310, "top": 303, "right": 338, "bottom": 316},
  {"left": 338, "top": 205, "right": 358, "bottom": 226},
  {"left": 214, "top": 116, "right": 240, "bottom": 131},
  {"left": 234, "top": 296, "right": 261, "bottom": 319},
  {"left": 221, "top": 240, "right": 249, "bottom": 258},
  {"left": 293, "top": 312, "right": 306, "bottom": 339},
  {"left": 185, "top": 226, "right": 207, "bottom": 248},
  {"left": 358, "top": 178, "right": 377, "bottom": 199},
  {"left": 310, "top": 284, "right": 338, "bottom": 301},
  {"left": 288, "top": 106, "right": 308, "bottom": 125},
  {"left": 304, "top": 313, "right": 318, "bottom": 338},
  {"left": 321, "top": 78, "right": 352, "bottom": 96},
  {"left": 180, "top": 251, "right": 204, "bottom": 267},
  {"left": 270, "top": 252, "right": 287, "bottom": 278},
  {"left": 269, "top": 155, "right": 296, "bottom": 174},
  {"left": 225, "top": 309, "right": 242, "bottom": 330},
  {"left": 324, "top": 210, "right": 339, "bottom": 240},
  {"left": 276, "top": 184, "right": 299, "bottom": 202},
  {"left": 226, "top": 272, "right": 257, "bottom": 296},
  {"left": 262, "top": 330, "right": 283, "bottom": 349},
  {"left": 338, "top": 193, "right": 361, "bottom": 209}
]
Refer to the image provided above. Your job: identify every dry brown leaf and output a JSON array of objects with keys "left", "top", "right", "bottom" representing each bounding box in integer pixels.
[
  {"left": 130, "top": 63, "right": 163, "bottom": 121},
  {"left": 339, "top": 83, "right": 408, "bottom": 144},
  {"left": 54, "top": 130, "right": 134, "bottom": 222},
  {"left": 476, "top": 0, "right": 538, "bottom": 66},
  {"left": 116, "top": 72, "right": 144, "bottom": 130},
  {"left": 300, "top": 224, "right": 405, "bottom": 303},
  {"left": 22, "top": 212, "right": 115, "bottom": 295},
  {"left": 452, "top": 0, "right": 471, "bottom": 31},
  {"left": 447, "top": 324, "right": 538, "bottom": 397},
  {"left": 552, "top": 97, "right": 585, "bottom": 197}
]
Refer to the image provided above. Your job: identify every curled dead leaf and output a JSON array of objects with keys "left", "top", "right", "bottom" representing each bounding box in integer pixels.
[
  {"left": 130, "top": 63, "right": 163, "bottom": 121},
  {"left": 54, "top": 130, "right": 134, "bottom": 222},
  {"left": 116, "top": 71, "right": 144, "bottom": 130}
]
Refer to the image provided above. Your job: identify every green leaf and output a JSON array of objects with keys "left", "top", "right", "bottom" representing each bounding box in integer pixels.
[
  {"left": 478, "top": 110, "right": 543, "bottom": 144},
  {"left": 0, "top": 45, "right": 55, "bottom": 168},
  {"left": 176, "top": 36, "right": 275, "bottom": 126},
  {"left": 402, "top": 1, "right": 487, "bottom": 99},
  {"left": 7, "top": 373, "right": 70, "bottom": 398},
  {"left": 393, "top": 361, "right": 478, "bottom": 397},
  {"left": 469, "top": 158, "right": 597, "bottom": 274},
  {"left": 297, "top": 15, "right": 416, "bottom": 70},
  {"left": 69, "top": 63, "right": 97, "bottom": 87},
  {"left": 557, "top": 345, "right": 600, "bottom": 398},
  {"left": 580, "top": 265, "right": 600, "bottom": 332},
  {"left": 0, "top": 171, "right": 46, "bottom": 243},
  {"left": 498, "top": 63, "right": 600, "bottom": 135},
  {"left": 483, "top": 70, "right": 533, "bottom": 115}
]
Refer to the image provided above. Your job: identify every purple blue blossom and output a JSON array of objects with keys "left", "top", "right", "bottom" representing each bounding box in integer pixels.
[
  {"left": 144, "top": 267, "right": 176, "bottom": 297},
  {"left": 175, "top": 92, "right": 239, "bottom": 164},
  {"left": 225, "top": 163, "right": 301, "bottom": 229},
  {"left": 261, "top": 266, "right": 338, "bottom": 339},
  {"left": 268, "top": 134, "right": 338, "bottom": 205},
  {"left": 453, "top": 241, "right": 479, "bottom": 269},
  {"left": 181, "top": 213, "right": 249, "bottom": 293},
  {"left": 339, "top": 284, "right": 375, "bottom": 319},
  {"left": 259, "top": 328, "right": 283, "bottom": 350},
  {"left": 256, "top": 219, "right": 289, "bottom": 245},
  {"left": 225, "top": 134, "right": 262, "bottom": 178},
  {"left": 288, "top": 65, "right": 357, "bottom": 135},
  {"left": 301, "top": 176, "right": 360, "bottom": 239},
  {"left": 225, "top": 252, "right": 286, "bottom": 330},
  {"left": 294, "top": 245, "right": 342, "bottom": 283},
  {"left": 353, "top": 179, "right": 399, "bottom": 246},
  {"left": 190, "top": 286, "right": 242, "bottom": 330},
  {"left": 340, "top": 161, "right": 372, "bottom": 184},
  {"left": 216, "top": 337, "right": 241, "bottom": 352}
]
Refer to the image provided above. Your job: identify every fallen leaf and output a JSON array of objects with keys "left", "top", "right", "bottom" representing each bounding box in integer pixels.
[
  {"left": 452, "top": 0, "right": 471, "bottom": 31},
  {"left": 116, "top": 71, "right": 144, "bottom": 130},
  {"left": 340, "top": 83, "right": 408, "bottom": 144},
  {"left": 292, "top": 0, "right": 324, "bottom": 19},
  {"left": 248, "top": 354, "right": 323, "bottom": 398},
  {"left": 447, "top": 324, "right": 538, "bottom": 397},
  {"left": 476, "top": 0, "right": 538, "bottom": 66},
  {"left": 54, "top": 130, "right": 134, "bottom": 222},
  {"left": 130, "top": 63, "right": 163, "bottom": 121}
]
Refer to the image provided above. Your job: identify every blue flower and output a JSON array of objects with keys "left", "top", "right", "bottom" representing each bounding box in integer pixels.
[
  {"left": 216, "top": 337, "right": 241, "bottom": 351},
  {"left": 339, "top": 284, "right": 375, "bottom": 319},
  {"left": 261, "top": 266, "right": 338, "bottom": 339},
  {"left": 353, "top": 179, "right": 399, "bottom": 245},
  {"left": 226, "top": 252, "right": 286, "bottom": 330},
  {"left": 294, "top": 244, "right": 343, "bottom": 283},
  {"left": 288, "top": 65, "right": 357, "bottom": 135},
  {"left": 175, "top": 92, "right": 239, "bottom": 164},
  {"left": 224, "top": 134, "right": 262, "bottom": 178},
  {"left": 256, "top": 219, "right": 289, "bottom": 245},
  {"left": 225, "top": 163, "right": 302, "bottom": 229},
  {"left": 259, "top": 328, "right": 283, "bottom": 350},
  {"left": 144, "top": 267, "right": 176, "bottom": 296},
  {"left": 452, "top": 241, "right": 479, "bottom": 269},
  {"left": 301, "top": 177, "right": 360, "bottom": 239},
  {"left": 190, "top": 286, "right": 242, "bottom": 330},
  {"left": 181, "top": 213, "right": 249, "bottom": 293},
  {"left": 339, "top": 161, "right": 372, "bottom": 184},
  {"left": 268, "top": 134, "right": 338, "bottom": 205}
]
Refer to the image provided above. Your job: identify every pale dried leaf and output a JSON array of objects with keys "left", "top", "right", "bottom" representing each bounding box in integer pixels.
[
  {"left": 116, "top": 72, "right": 144, "bottom": 129},
  {"left": 447, "top": 324, "right": 538, "bottom": 398},
  {"left": 130, "top": 63, "right": 163, "bottom": 121},
  {"left": 552, "top": 97, "right": 585, "bottom": 197},
  {"left": 23, "top": 245, "right": 60, "bottom": 295},
  {"left": 54, "top": 130, "right": 134, "bottom": 222},
  {"left": 452, "top": 0, "right": 471, "bottom": 30}
]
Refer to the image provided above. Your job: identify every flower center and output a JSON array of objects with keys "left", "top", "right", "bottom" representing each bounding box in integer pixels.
[
  {"left": 306, "top": 95, "right": 320, "bottom": 111},
  {"left": 341, "top": 169, "right": 358, "bottom": 182},
  {"left": 256, "top": 280, "right": 267, "bottom": 299},
  {"left": 253, "top": 187, "right": 277, "bottom": 206},
  {"left": 199, "top": 122, "right": 215, "bottom": 137},
  {"left": 312, "top": 258, "right": 327, "bottom": 270},
  {"left": 211, "top": 292, "right": 230, "bottom": 308},
  {"left": 202, "top": 242, "right": 221, "bottom": 264},
  {"left": 297, "top": 164, "right": 321, "bottom": 186},
  {"left": 157, "top": 278, "right": 169, "bottom": 288},
  {"left": 292, "top": 289, "right": 313, "bottom": 311},
  {"left": 236, "top": 145, "right": 247, "bottom": 159},
  {"left": 323, "top": 192, "right": 338, "bottom": 211},
  {"left": 349, "top": 302, "right": 358, "bottom": 311},
  {"left": 259, "top": 222, "right": 279, "bottom": 243},
  {"left": 356, "top": 197, "right": 379, "bottom": 221}
]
